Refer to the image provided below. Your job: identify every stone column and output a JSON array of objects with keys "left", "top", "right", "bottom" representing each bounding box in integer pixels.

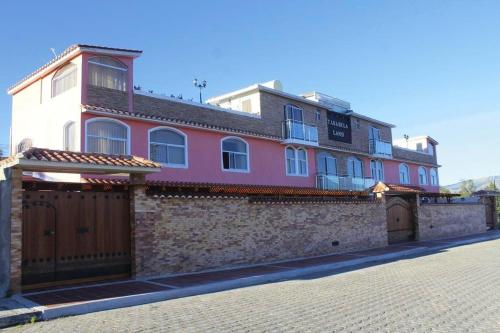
[
  {"left": 9, "top": 168, "right": 23, "bottom": 294},
  {"left": 129, "top": 173, "right": 155, "bottom": 278}
]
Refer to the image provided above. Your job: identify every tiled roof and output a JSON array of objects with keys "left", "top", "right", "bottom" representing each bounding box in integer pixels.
[
  {"left": 83, "top": 178, "right": 370, "bottom": 197},
  {"left": 82, "top": 104, "right": 283, "bottom": 140},
  {"left": 372, "top": 182, "right": 426, "bottom": 194},
  {"left": 8, "top": 44, "right": 142, "bottom": 93},
  {"left": 2, "top": 148, "right": 160, "bottom": 169}
]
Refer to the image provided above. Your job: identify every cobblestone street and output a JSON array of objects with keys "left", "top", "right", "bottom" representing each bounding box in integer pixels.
[{"left": 8, "top": 239, "right": 500, "bottom": 332}]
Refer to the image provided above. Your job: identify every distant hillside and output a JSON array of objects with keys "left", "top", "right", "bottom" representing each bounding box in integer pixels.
[{"left": 444, "top": 175, "right": 500, "bottom": 193}]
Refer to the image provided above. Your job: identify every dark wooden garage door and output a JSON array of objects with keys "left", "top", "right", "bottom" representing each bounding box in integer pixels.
[
  {"left": 22, "top": 190, "right": 130, "bottom": 286},
  {"left": 386, "top": 197, "right": 415, "bottom": 244}
]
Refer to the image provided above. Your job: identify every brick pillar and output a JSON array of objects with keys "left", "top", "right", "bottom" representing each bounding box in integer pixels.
[
  {"left": 9, "top": 168, "right": 23, "bottom": 294},
  {"left": 129, "top": 173, "right": 155, "bottom": 278}
]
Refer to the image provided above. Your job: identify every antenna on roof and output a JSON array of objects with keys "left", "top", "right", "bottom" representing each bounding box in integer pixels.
[{"left": 50, "top": 48, "right": 57, "bottom": 57}]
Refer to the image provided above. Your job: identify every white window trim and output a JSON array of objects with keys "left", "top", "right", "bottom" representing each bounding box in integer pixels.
[
  {"left": 148, "top": 126, "right": 188, "bottom": 169},
  {"left": 84, "top": 117, "right": 131, "bottom": 155},
  {"left": 285, "top": 146, "right": 309, "bottom": 177},
  {"left": 430, "top": 168, "right": 439, "bottom": 186},
  {"left": 220, "top": 136, "right": 250, "bottom": 173},
  {"left": 399, "top": 163, "right": 410, "bottom": 184},
  {"left": 88, "top": 59, "right": 128, "bottom": 71},
  {"left": 370, "top": 159, "right": 384, "bottom": 182},
  {"left": 51, "top": 63, "right": 77, "bottom": 98},
  {"left": 418, "top": 166, "right": 428, "bottom": 185},
  {"left": 63, "top": 121, "right": 76, "bottom": 151}
]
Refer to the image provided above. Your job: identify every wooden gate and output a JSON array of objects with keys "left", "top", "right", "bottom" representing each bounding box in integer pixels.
[
  {"left": 22, "top": 190, "right": 130, "bottom": 286},
  {"left": 386, "top": 197, "right": 415, "bottom": 244}
]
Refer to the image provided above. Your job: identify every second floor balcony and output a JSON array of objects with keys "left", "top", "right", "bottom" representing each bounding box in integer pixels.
[
  {"left": 369, "top": 139, "right": 392, "bottom": 158},
  {"left": 282, "top": 120, "right": 319, "bottom": 146},
  {"left": 316, "top": 174, "right": 375, "bottom": 192}
]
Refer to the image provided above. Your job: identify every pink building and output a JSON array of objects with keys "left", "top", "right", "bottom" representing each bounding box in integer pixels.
[{"left": 8, "top": 44, "right": 440, "bottom": 192}]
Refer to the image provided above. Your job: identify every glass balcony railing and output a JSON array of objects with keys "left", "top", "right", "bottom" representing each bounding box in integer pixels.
[
  {"left": 369, "top": 139, "right": 392, "bottom": 158},
  {"left": 282, "top": 120, "right": 319, "bottom": 144},
  {"left": 316, "top": 174, "right": 375, "bottom": 191}
]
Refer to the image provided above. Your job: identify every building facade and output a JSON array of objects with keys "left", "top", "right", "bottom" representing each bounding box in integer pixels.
[{"left": 8, "top": 44, "right": 440, "bottom": 191}]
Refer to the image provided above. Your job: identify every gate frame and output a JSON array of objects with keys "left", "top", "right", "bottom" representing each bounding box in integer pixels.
[{"left": 0, "top": 149, "right": 160, "bottom": 296}]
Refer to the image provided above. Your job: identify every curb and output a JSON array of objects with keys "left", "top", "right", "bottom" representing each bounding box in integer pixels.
[{"left": 7, "top": 232, "right": 500, "bottom": 323}]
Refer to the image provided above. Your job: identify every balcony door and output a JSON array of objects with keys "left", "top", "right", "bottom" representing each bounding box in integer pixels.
[
  {"left": 285, "top": 105, "right": 304, "bottom": 140},
  {"left": 347, "top": 157, "right": 363, "bottom": 179},
  {"left": 317, "top": 153, "right": 337, "bottom": 175},
  {"left": 369, "top": 127, "right": 381, "bottom": 141}
]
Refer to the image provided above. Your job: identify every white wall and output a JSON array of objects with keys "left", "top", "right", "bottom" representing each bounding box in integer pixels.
[
  {"left": 11, "top": 55, "right": 83, "bottom": 154},
  {"left": 213, "top": 92, "right": 261, "bottom": 116}
]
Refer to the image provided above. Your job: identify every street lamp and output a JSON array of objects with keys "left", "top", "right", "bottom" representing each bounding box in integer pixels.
[
  {"left": 403, "top": 134, "right": 409, "bottom": 148},
  {"left": 193, "top": 78, "right": 207, "bottom": 103}
]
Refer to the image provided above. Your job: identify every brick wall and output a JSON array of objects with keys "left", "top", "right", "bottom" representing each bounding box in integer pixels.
[
  {"left": 131, "top": 192, "right": 388, "bottom": 277},
  {"left": 393, "top": 147, "right": 437, "bottom": 165},
  {"left": 417, "top": 204, "right": 487, "bottom": 241},
  {"left": 87, "top": 85, "right": 129, "bottom": 111}
]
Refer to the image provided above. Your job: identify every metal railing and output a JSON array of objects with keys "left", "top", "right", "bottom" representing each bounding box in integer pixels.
[
  {"left": 283, "top": 120, "right": 319, "bottom": 144},
  {"left": 316, "top": 174, "right": 375, "bottom": 191},
  {"left": 369, "top": 139, "right": 392, "bottom": 157}
]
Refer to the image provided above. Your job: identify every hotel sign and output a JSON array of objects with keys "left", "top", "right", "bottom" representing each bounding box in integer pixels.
[{"left": 327, "top": 112, "right": 352, "bottom": 143}]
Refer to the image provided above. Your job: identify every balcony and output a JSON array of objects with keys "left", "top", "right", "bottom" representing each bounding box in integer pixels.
[
  {"left": 282, "top": 120, "right": 319, "bottom": 146},
  {"left": 316, "top": 174, "right": 375, "bottom": 191},
  {"left": 369, "top": 139, "right": 392, "bottom": 158}
]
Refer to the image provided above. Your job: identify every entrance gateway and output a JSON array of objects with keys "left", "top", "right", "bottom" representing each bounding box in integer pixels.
[
  {"left": 386, "top": 197, "right": 415, "bottom": 244},
  {"left": 22, "top": 190, "right": 130, "bottom": 286}
]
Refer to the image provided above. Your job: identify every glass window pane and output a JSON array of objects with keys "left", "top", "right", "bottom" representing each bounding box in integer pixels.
[
  {"left": 233, "top": 154, "right": 247, "bottom": 170},
  {"left": 151, "top": 129, "right": 184, "bottom": 145},
  {"left": 222, "top": 138, "right": 246, "bottom": 153},
  {"left": 167, "top": 146, "right": 185, "bottom": 165},
  {"left": 222, "top": 152, "right": 230, "bottom": 169}
]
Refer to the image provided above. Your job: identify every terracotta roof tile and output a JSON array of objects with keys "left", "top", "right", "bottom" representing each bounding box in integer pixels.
[
  {"left": 15, "top": 148, "right": 160, "bottom": 169},
  {"left": 372, "top": 182, "right": 426, "bottom": 194},
  {"left": 83, "top": 178, "right": 370, "bottom": 197}
]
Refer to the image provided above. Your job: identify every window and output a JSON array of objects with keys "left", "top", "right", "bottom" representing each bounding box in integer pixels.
[
  {"left": 63, "top": 121, "right": 76, "bottom": 151},
  {"left": 315, "top": 110, "right": 321, "bottom": 121},
  {"left": 347, "top": 157, "right": 363, "bottom": 178},
  {"left": 149, "top": 127, "right": 187, "bottom": 167},
  {"left": 370, "top": 160, "right": 384, "bottom": 182},
  {"left": 353, "top": 119, "right": 361, "bottom": 129},
  {"left": 242, "top": 99, "right": 252, "bottom": 113},
  {"left": 284, "top": 104, "right": 303, "bottom": 122},
  {"left": 428, "top": 143, "right": 434, "bottom": 155},
  {"left": 418, "top": 166, "right": 428, "bottom": 185},
  {"left": 222, "top": 137, "right": 249, "bottom": 172},
  {"left": 369, "top": 127, "right": 381, "bottom": 141},
  {"left": 399, "top": 163, "right": 410, "bottom": 184},
  {"left": 285, "top": 147, "right": 308, "bottom": 176},
  {"left": 52, "top": 63, "right": 77, "bottom": 97},
  {"left": 88, "top": 56, "right": 128, "bottom": 91},
  {"left": 430, "top": 168, "right": 438, "bottom": 186},
  {"left": 86, "top": 118, "right": 129, "bottom": 155},
  {"left": 317, "top": 152, "right": 337, "bottom": 175},
  {"left": 17, "top": 138, "right": 33, "bottom": 153},
  {"left": 416, "top": 143, "right": 423, "bottom": 152}
]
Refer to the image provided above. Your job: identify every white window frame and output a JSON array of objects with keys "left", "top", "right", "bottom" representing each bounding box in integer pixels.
[
  {"left": 430, "top": 168, "right": 439, "bottom": 186},
  {"left": 370, "top": 159, "right": 384, "bottom": 182},
  {"left": 63, "top": 121, "right": 76, "bottom": 151},
  {"left": 148, "top": 126, "right": 188, "bottom": 168},
  {"left": 88, "top": 56, "right": 128, "bottom": 91},
  {"left": 418, "top": 166, "right": 428, "bottom": 185},
  {"left": 220, "top": 136, "right": 250, "bottom": 173},
  {"left": 52, "top": 63, "right": 77, "bottom": 98},
  {"left": 285, "top": 146, "right": 308, "bottom": 177},
  {"left": 399, "top": 163, "right": 410, "bottom": 184},
  {"left": 85, "top": 117, "right": 131, "bottom": 155}
]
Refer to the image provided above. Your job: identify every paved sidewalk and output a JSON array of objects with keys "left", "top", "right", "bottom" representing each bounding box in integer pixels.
[{"left": 2, "top": 230, "right": 499, "bottom": 328}]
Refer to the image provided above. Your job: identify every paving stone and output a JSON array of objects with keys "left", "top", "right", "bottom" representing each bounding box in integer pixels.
[{"left": 6, "top": 238, "right": 500, "bottom": 332}]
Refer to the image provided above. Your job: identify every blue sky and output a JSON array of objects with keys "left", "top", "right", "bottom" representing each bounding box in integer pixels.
[{"left": 1, "top": 0, "right": 499, "bottom": 185}]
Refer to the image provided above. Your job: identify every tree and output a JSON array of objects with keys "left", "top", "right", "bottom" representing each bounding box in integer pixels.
[
  {"left": 486, "top": 177, "right": 498, "bottom": 191},
  {"left": 439, "top": 187, "right": 451, "bottom": 194},
  {"left": 459, "top": 179, "right": 476, "bottom": 197}
]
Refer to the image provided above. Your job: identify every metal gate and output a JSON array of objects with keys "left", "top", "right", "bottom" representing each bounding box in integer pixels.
[
  {"left": 22, "top": 190, "right": 130, "bottom": 286},
  {"left": 386, "top": 197, "right": 415, "bottom": 244}
]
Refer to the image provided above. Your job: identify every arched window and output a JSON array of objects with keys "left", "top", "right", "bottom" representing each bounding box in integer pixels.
[
  {"left": 347, "top": 157, "right": 363, "bottom": 179},
  {"left": 399, "top": 163, "right": 410, "bottom": 184},
  {"left": 52, "top": 63, "right": 77, "bottom": 97},
  {"left": 285, "top": 147, "right": 308, "bottom": 176},
  {"left": 86, "top": 118, "right": 129, "bottom": 155},
  {"left": 221, "top": 137, "right": 249, "bottom": 172},
  {"left": 317, "top": 152, "right": 337, "bottom": 176},
  {"left": 149, "top": 127, "right": 187, "bottom": 167},
  {"left": 418, "top": 166, "right": 428, "bottom": 185},
  {"left": 430, "top": 168, "right": 438, "bottom": 186},
  {"left": 370, "top": 160, "right": 384, "bottom": 182},
  {"left": 88, "top": 56, "right": 128, "bottom": 91},
  {"left": 17, "top": 138, "right": 33, "bottom": 153},
  {"left": 63, "top": 121, "right": 76, "bottom": 151}
]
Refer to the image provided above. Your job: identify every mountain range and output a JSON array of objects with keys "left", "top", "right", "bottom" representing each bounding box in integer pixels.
[{"left": 444, "top": 175, "right": 500, "bottom": 193}]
